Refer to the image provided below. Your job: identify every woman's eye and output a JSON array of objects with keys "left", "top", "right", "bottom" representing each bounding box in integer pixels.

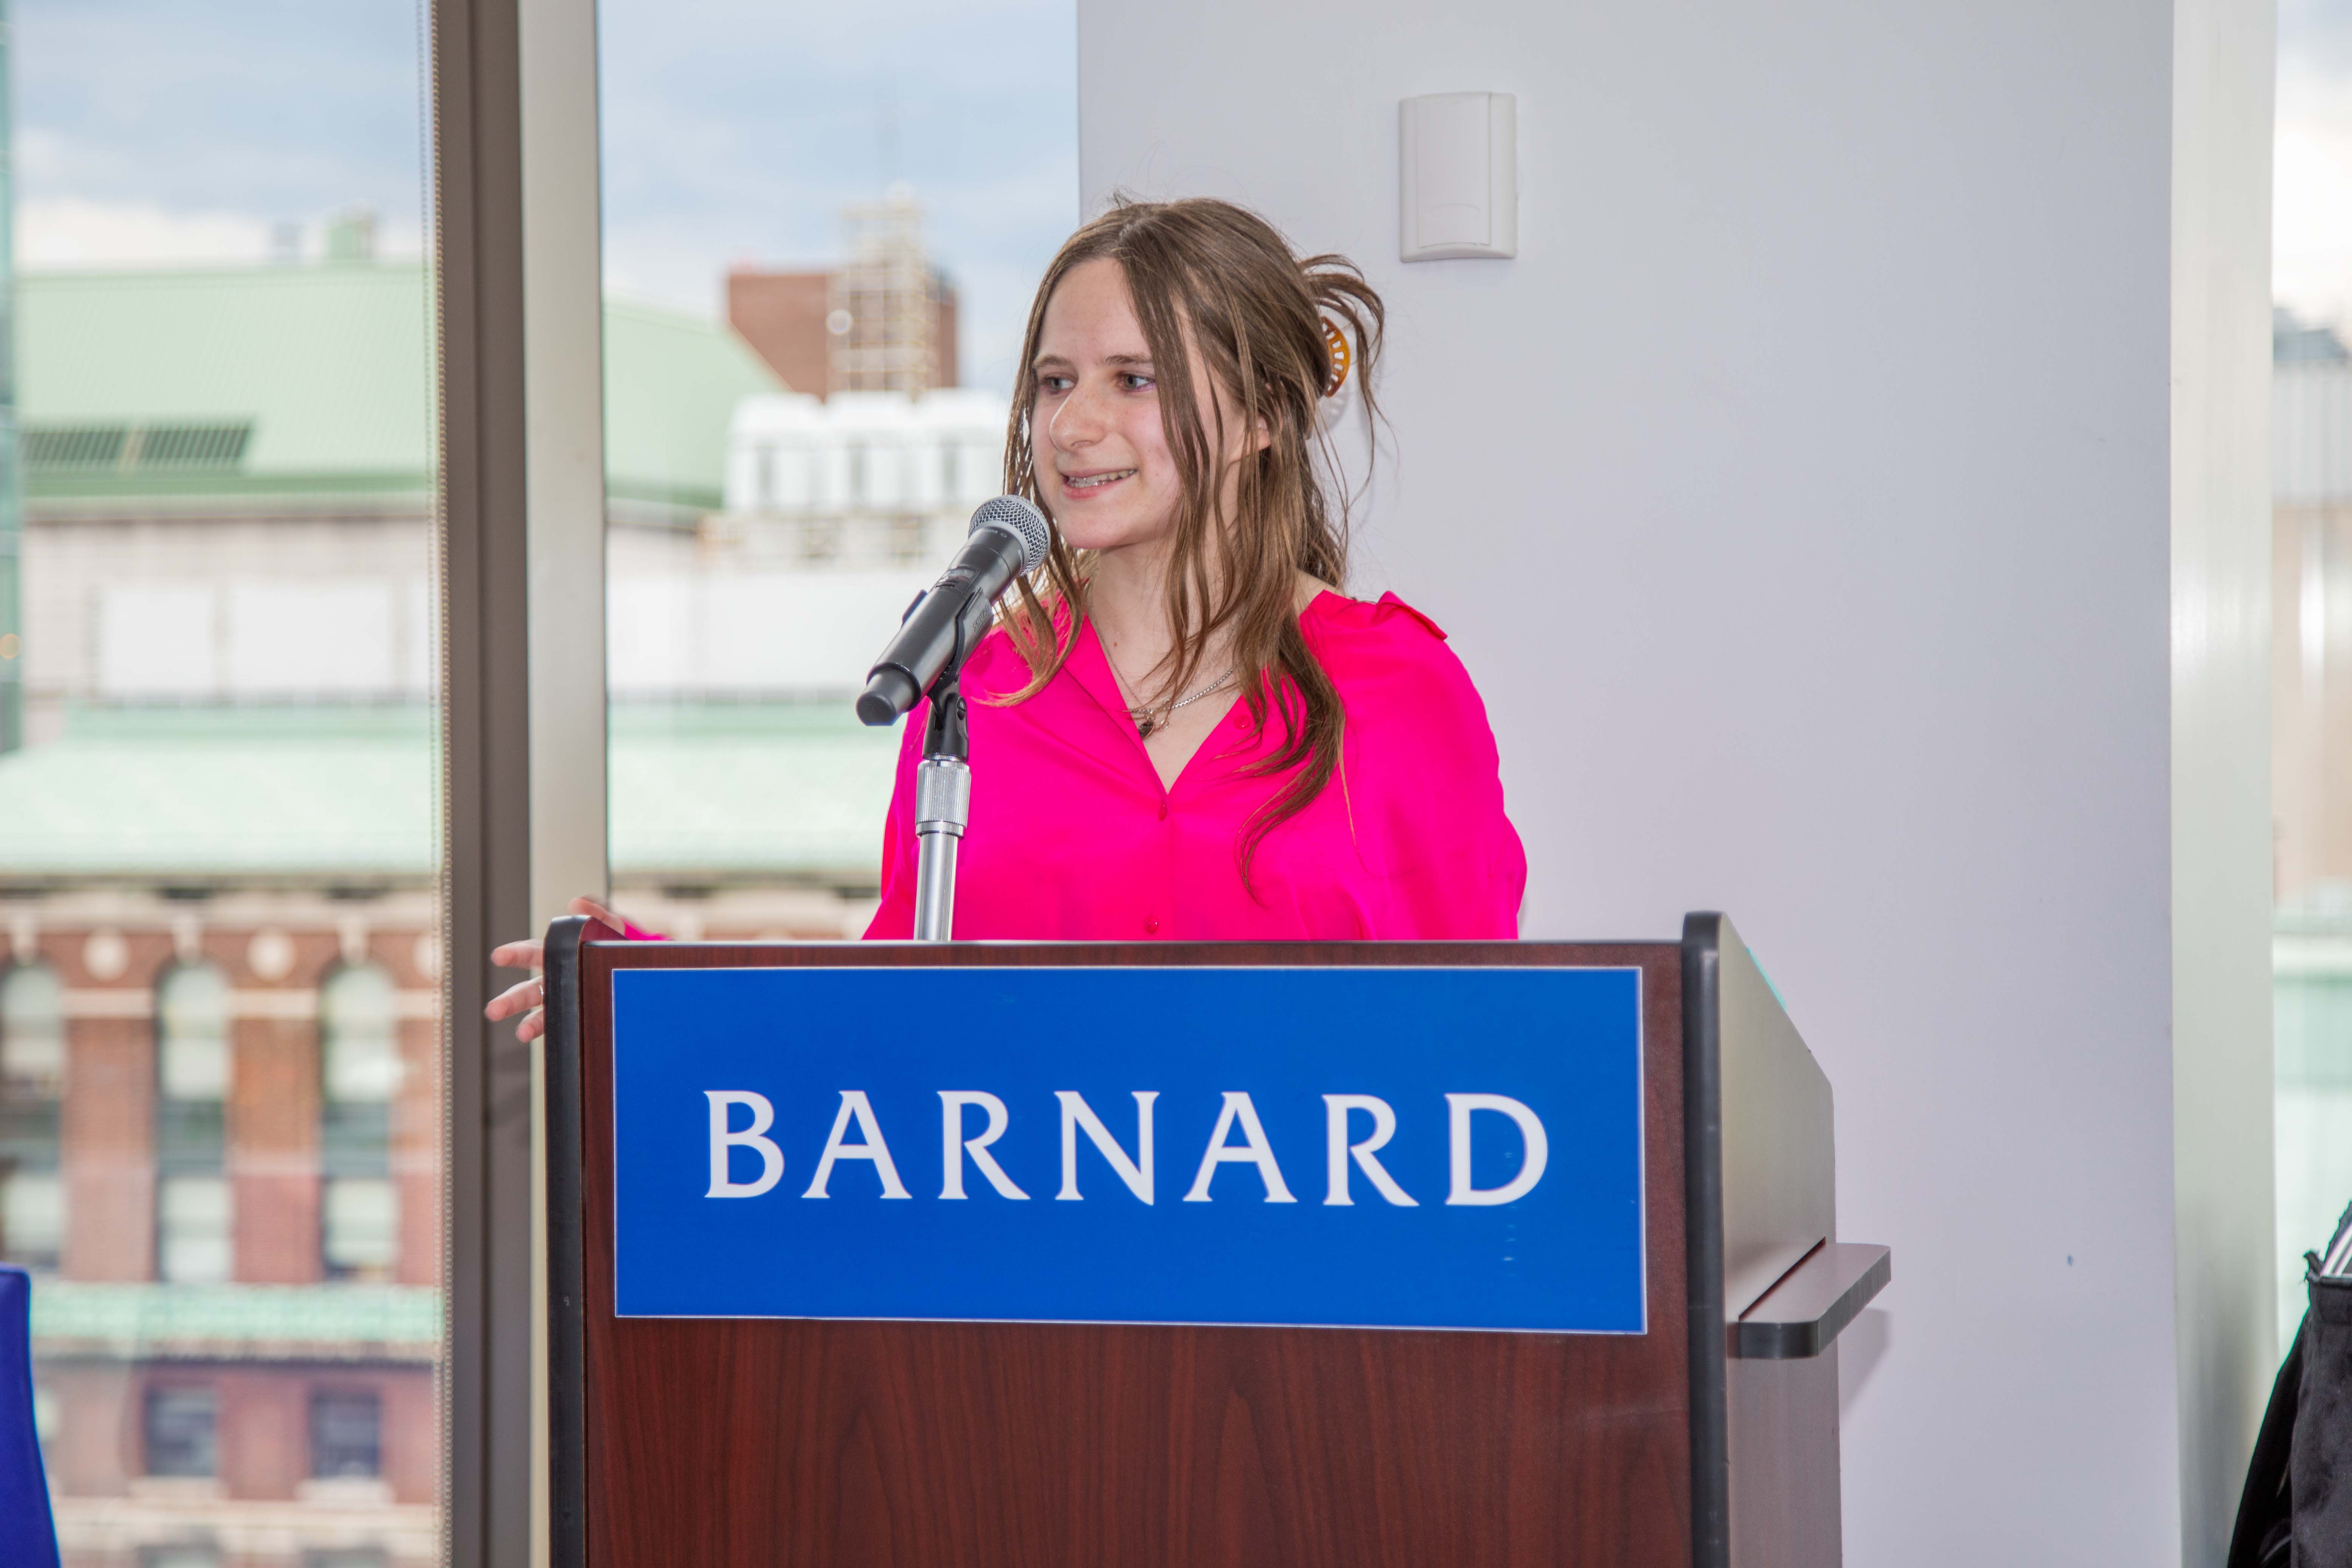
[
  {"left": 1038, "top": 375, "right": 1072, "bottom": 394},
  {"left": 1120, "top": 373, "right": 1155, "bottom": 392}
]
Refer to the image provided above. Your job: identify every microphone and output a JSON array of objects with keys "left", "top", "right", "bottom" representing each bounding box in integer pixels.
[{"left": 857, "top": 495, "right": 1051, "bottom": 725}]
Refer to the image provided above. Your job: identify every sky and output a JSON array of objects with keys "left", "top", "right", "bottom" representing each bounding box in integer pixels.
[
  {"left": 11, "top": 0, "right": 1078, "bottom": 394},
  {"left": 15, "top": 0, "right": 2352, "bottom": 358},
  {"left": 2278, "top": 0, "right": 2352, "bottom": 329}
]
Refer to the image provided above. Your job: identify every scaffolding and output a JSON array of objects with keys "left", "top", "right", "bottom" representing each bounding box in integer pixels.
[{"left": 828, "top": 187, "right": 945, "bottom": 395}]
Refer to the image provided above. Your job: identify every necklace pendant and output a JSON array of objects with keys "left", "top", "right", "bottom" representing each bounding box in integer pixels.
[{"left": 1136, "top": 716, "right": 1157, "bottom": 740}]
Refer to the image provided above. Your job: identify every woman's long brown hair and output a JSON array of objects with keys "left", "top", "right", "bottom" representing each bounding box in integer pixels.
[{"left": 996, "top": 197, "right": 1384, "bottom": 880}]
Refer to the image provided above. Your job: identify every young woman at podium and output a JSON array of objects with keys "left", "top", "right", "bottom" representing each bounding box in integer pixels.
[
  {"left": 487, "top": 200, "right": 1523, "bottom": 1037},
  {"left": 862, "top": 199, "right": 1524, "bottom": 942}
]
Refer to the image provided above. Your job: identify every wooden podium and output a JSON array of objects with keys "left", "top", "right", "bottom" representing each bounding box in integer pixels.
[{"left": 542, "top": 913, "right": 1887, "bottom": 1568}]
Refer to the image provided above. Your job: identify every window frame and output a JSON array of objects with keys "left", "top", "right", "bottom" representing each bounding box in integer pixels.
[{"left": 430, "top": 0, "right": 610, "bottom": 1563}]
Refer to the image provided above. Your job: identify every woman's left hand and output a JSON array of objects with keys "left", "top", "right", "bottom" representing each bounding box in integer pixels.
[{"left": 484, "top": 895, "right": 636, "bottom": 1042}]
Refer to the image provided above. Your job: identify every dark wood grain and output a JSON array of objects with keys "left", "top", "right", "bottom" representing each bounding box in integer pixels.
[
  {"left": 1727, "top": 1350, "right": 1842, "bottom": 1568},
  {"left": 574, "top": 941, "right": 1691, "bottom": 1568}
]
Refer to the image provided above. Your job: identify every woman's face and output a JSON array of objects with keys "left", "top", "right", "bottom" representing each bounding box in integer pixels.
[{"left": 1031, "top": 257, "right": 1253, "bottom": 560}]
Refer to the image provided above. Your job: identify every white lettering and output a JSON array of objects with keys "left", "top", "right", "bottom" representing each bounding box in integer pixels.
[
  {"left": 938, "top": 1091, "right": 1029, "bottom": 1200},
  {"left": 1445, "top": 1093, "right": 1549, "bottom": 1206},
  {"left": 1055, "top": 1091, "right": 1157, "bottom": 1203},
  {"left": 802, "top": 1090, "right": 912, "bottom": 1199},
  {"left": 703, "top": 1091, "right": 784, "bottom": 1198},
  {"left": 1183, "top": 1091, "right": 1297, "bottom": 1203},
  {"left": 1322, "top": 1094, "right": 1417, "bottom": 1207}
]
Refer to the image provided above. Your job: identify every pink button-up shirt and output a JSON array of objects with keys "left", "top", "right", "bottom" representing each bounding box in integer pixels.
[{"left": 865, "top": 591, "right": 1525, "bottom": 942}]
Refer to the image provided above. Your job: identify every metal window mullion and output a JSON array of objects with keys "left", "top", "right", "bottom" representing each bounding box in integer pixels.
[{"left": 433, "top": 0, "right": 607, "bottom": 1565}]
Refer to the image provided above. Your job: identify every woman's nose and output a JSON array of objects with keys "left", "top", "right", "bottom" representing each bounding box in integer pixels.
[{"left": 1049, "top": 380, "right": 1106, "bottom": 448}]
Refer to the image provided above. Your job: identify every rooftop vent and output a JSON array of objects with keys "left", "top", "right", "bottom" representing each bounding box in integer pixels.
[{"left": 23, "top": 421, "right": 253, "bottom": 472}]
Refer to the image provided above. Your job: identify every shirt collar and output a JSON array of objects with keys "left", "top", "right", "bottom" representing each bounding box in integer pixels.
[{"left": 1066, "top": 615, "right": 1147, "bottom": 741}]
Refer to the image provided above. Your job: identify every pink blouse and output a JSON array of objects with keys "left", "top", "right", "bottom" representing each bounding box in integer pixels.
[{"left": 863, "top": 591, "right": 1526, "bottom": 942}]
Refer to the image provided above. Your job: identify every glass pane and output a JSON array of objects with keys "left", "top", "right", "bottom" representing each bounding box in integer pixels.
[
  {"left": 2275, "top": 0, "right": 2352, "bottom": 1355},
  {"left": 598, "top": 0, "right": 1077, "bottom": 938},
  {"left": 0, "top": 2, "right": 446, "bottom": 1561}
]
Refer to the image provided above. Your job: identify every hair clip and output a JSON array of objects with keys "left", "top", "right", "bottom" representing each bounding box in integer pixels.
[
  {"left": 1321, "top": 316, "right": 1352, "bottom": 397},
  {"left": 1317, "top": 317, "right": 1357, "bottom": 434}
]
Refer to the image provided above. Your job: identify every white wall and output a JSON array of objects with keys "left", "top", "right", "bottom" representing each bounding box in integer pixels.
[{"left": 1078, "top": 0, "right": 2269, "bottom": 1559}]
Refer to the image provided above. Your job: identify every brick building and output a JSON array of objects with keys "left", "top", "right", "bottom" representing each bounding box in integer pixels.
[
  {"left": 0, "top": 259, "right": 902, "bottom": 1567},
  {"left": 727, "top": 190, "right": 961, "bottom": 399}
]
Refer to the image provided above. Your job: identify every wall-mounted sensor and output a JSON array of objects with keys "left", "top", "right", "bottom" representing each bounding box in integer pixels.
[{"left": 1399, "top": 93, "right": 1517, "bottom": 262}]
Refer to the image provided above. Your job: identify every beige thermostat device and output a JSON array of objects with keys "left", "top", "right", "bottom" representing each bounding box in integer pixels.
[{"left": 1399, "top": 92, "right": 1518, "bottom": 262}]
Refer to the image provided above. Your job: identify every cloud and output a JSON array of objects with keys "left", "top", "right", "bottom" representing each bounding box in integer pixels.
[
  {"left": 17, "top": 196, "right": 425, "bottom": 272},
  {"left": 18, "top": 197, "right": 271, "bottom": 269},
  {"left": 2279, "top": 9, "right": 2352, "bottom": 327},
  {"left": 15, "top": 0, "right": 1076, "bottom": 384},
  {"left": 596, "top": 0, "right": 1080, "bottom": 390},
  {"left": 2277, "top": 116, "right": 2352, "bottom": 325},
  {"left": 19, "top": 1, "right": 428, "bottom": 221}
]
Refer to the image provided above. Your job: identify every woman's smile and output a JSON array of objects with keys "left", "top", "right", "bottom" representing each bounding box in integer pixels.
[{"left": 1058, "top": 466, "right": 1137, "bottom": 496}]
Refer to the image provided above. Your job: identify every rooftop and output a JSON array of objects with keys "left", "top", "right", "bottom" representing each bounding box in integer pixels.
[
  {"left": 19, "top": 265, "right": 782, "bottom": 513},
  {"left": 0, "top": 702, "right": 895, "bottom": 887}
]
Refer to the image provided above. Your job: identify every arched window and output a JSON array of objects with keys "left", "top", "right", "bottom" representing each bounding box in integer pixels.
[
  {"left": 0, "top": 964, "right": 65, "bottom": 1270},
  {"left": 155, "top": 964, "right": 230, "bottom": 1284},
  {"left": 321, "top": 964, "right": 400, "bottom": 1280}
]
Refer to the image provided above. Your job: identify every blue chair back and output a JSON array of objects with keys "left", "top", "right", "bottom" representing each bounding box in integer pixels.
[{"left": 0, "top": 1267, "right": 60, "bottom": 1568}]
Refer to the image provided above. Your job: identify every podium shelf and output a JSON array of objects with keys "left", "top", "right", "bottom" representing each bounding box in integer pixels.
[{"left": 1732, "top": 1241, "right": 1890, "bottom": 1360}]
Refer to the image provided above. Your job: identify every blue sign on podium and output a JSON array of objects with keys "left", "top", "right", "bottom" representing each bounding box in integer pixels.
[{"left": 610, "top": 965, "right": 1647, "bottom": 1334}]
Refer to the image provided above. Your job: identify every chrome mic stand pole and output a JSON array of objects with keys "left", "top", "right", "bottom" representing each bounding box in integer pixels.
[{"left": 910, "top": 660, "right": 971, "bottom": 943}]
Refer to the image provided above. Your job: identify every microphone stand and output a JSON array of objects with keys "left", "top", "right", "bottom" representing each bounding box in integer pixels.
[
  {"left": 909, "top": 605, "right": 986, "bottom": 942},
  {"left": 911, "top": 668, "right": 969, "bottom": 942}
]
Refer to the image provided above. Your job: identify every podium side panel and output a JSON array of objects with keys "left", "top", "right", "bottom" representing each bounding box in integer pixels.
[
  {"left": 1689, "top": 914, "right": 1844, "bottom": 1568},
  {"left": 1717, "top": 925, "right": 1836, "bottom": 1318},
  {"left": 570, "top": 940, "right": 1694, "bottom": 1568},
  {"left": 1726, "top": 1350, "right": 1842, "bottom": 1568}
]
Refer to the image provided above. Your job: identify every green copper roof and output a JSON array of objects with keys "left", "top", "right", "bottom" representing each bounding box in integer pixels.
[
  {"left": 608, "top": 703, "right": 899, "bottom": 881},
  {"left": 30, "top": 1280, "right": 442, "bottom": 1363},
  {"left": 603, "top": 300, "right": 782, "bottom": 509},
  {"left": 0, "top": 702, "right": 892, "bottom": 885},
  {"left": 18, "top": 266, "right": 781, "bottom": 510}
]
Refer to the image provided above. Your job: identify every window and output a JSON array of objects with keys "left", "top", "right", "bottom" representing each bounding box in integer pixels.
[
  {"left": 321, "top": 966, "right": 400, "bottom": 1279},
  {"left": 0, "top": 0, "right": 446, "bottom": 1558},
  {"left": 0, "top": 963, "right": 64, "bottom": 1268},
  {"left": 155, "top": 965, "right": 230, "bottom": 1285},
  {"left": 143, "top": 1386, "right": 217, "bottom": 1478},
  {"left": 599, "top": 0, "right": 1078, "bottom": 939},
  {"left": 23, "top": 421, "right": 251, "bottom": 472},
  {"left": 138, "top": 1548, "right": 223, "bottom": 1568},
  {"left": 309, "top": 1388, "right": 382, "bottom": 1480}
]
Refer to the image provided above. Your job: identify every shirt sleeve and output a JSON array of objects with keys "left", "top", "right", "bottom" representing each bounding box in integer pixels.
[
  {"left": 861, "top": 705, "right": 927, "bottom": 940},
  {"left": 1342, "top": 598, "right": 1528, "bottom": 939}
]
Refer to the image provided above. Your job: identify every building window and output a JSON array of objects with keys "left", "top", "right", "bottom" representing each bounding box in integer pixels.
[
  {"left": 143, "top": 1385, "right": 216, "bottom": 1478},
  {"left": 138, "top": 1548, "right": 224, "bottom": 1568},
  {"left": 302, "top": 1552, "right": 387, "bottom": 1568},
  {"left": 309, "top": 1388, "right": 381, "bottom": 1479},
  {"left": 155, "top": 965, "right": 230, "bottom": 1283},
  {"left": 320, "top": 965, "right": 400, "bottom": 1279},
  {"left": 0, "top": 964, "right": 65, "bottom": 1269}
]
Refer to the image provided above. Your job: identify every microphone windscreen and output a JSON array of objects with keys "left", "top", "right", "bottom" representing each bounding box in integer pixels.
[{"left": 970, "top": 494, "right": 1050, "bottom": 573}]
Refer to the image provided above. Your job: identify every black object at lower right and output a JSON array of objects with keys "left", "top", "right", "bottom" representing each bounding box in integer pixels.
[
  {"left": 2296, "top": 1261, "right": 2352, "bottom": 1566},
  {"left": 2231, "top": 1198, "right": 2352, "bottom": 1568}
]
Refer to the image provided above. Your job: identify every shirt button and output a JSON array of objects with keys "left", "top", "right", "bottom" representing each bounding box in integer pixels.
[
  {"left": 1157, "top": 802, "right": 1168, "bottom": 820},
  {"left": 1143, "top": 914, "right": 1161, "bottom": 934}
]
